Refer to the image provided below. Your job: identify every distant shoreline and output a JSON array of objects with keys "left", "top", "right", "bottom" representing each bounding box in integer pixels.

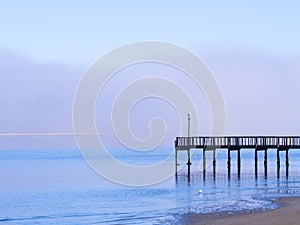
[{"left": 180, "top": 196, "right": 300, "bottom": 225}]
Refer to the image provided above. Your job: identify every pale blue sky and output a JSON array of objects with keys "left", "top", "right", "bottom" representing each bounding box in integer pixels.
[
  {"left": 0, "top": 1, "right": 299, "bottom": 63},
  {"left": 0, "top": 1, "right": 300, "bottom": 149}
]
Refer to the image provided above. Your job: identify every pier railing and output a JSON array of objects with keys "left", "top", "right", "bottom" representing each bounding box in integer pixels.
[{"left": 175, "top": 136, "right": 300, "bottom": 149}]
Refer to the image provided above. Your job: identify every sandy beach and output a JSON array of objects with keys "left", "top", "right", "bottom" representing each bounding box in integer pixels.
[{"left": 183, "top": 197, "right": 300, "bottom": 225}]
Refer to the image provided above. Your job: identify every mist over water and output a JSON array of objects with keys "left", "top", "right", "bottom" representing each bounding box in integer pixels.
[{"left": 0, "top": 148, "right": 300, "bottom": 224}]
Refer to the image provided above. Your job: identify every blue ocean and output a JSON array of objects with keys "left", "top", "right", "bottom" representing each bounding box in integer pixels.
[{"left": 1, "top": 148, "right": 300, "bottom": 224}]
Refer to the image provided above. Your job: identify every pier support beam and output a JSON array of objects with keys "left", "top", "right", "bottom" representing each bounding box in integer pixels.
[
  {"left": 255, "top": 148, "right": 258, "bottom": 179},
  {"left": 286, "top": 149, "right": 289, "bottom": 178},
  {"left": 237, "top": 148, "right": 241, "bottom": 178},
  {"left": 264, "top": 149, "right": 268, "bottom": 178},
  {"left": 187, "top": 149, "right": 191, "bottom": 180},
  {"left": 213, "top": 149, "right": 216, "bottom": 179},
  {"left": 203, "top": 148, "right": 206, "bottom": 180},
  {"left": 175, "top": 148, "right": 178, "bottom": 179},
  {"left": 227, "top": 148, "right": 231, "bottom": 179},
  {"left": 277, "top": 148, "right": 280, "bottom": 179}
]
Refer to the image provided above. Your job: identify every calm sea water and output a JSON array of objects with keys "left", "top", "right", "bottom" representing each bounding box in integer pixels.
[{"left": 1, "top": 148, "right": 300, "bottom": 224}]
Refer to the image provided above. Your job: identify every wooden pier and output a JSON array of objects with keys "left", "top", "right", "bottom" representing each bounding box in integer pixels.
[{"left": 175, "top": 136, "right": 300, "bottom": 179}]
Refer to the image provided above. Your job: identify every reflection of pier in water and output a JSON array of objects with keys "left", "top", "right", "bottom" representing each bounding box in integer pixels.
[{"left": 175, "top": 136, "right": 300, "bottom": 179}]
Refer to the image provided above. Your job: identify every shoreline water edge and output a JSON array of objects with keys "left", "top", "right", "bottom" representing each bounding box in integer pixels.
[{"left": 178, "top": 196, "right": 300, "bottom": 225}]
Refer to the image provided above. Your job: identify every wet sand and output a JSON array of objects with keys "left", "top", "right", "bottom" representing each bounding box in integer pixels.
[{"left": 183, "top": 197, "right": 300, "bottom": 225}]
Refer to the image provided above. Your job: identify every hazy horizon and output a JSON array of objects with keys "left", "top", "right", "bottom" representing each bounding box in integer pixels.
[{"left": 1, "top": 1, "right": 300, "bottom": 149}]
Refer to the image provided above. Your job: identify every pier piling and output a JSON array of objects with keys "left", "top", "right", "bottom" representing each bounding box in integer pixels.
[
  {"left": 277, "top": 149, "right": 280, "bottom": 178},
  {"left": 237, "top": 148, "right": 241, "bottom": 178},
  {"left": 255, "top": 148, "right": 258, "bottom": 179},
  {"left": 227, "top": 148, "right": 231, "bottom": 178},
  {"left": 203, "top": 148, "right": 206, "bottom": 180},
  {"left": 213, "top": 149, "right": 216, "bottom": 179},
  {"left": 264, "top": 149, "right": 268, "bottom": 178}
]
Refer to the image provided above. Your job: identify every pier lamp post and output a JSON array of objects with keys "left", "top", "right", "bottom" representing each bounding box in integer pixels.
[
  {"left": 187, "top": 113, "right": 191, "bottom": 179},
  {"left": 187, "top": 113, "right": 190, "bottom": 138}
]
